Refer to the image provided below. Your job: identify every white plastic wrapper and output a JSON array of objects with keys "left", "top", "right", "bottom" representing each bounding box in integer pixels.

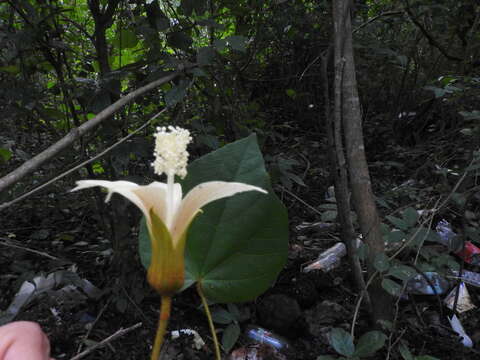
[
  {"left": 171, "top": 329, "right": 205, "bottom": 350},
  {"left": 303, "top": 243, "right": 346, "bottom": 273},
  {"left": 444, "top": 282, "right": 476, "bottom": 313},
  {"left": 448, "top": 314, "right": 473, "bottom": 348},
  {"left": 1, "top": 270, "right": 101, "bottom": 324}
]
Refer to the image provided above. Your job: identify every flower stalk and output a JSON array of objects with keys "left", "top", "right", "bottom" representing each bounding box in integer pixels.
[
  {"left": 151, "top": 296, "right": 172, "bottom": 360},
  {"left": 197, "top": 282, "right": 221, "bottom": 360}
]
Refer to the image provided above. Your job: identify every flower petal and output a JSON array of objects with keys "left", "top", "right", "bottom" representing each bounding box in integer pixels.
[
  {"left": 171, "top": 181, "right": 267, "bottom": 246},
  {"left": 72, "top": 179, "right": 149, "bottom": 214},
  {"left": 131, "top": 182, "right": 182, "bottom": 229}
]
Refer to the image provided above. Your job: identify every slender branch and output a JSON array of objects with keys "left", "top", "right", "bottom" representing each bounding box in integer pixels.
[
  {"left": 353, "top": 11, "right": 403, "bottom": 33},
  {"left": 69, "top": 322, "right": 142, "bottom": 360},
  {"left": 196, "top": 282, "right": 221, "bottom": 360},
  {"left": 151, "top": 296, "right": 172, "bottom": 360},
  {"left": 0, "top": 69, "right": 192, "bottom": 196},
  {"left": 0, "top": 108, "right": 167, "bottom": 211}
]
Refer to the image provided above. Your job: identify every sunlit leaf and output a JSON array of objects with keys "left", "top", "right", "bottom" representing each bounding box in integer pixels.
[{"left": 0, "top": 148, "right": 12, "bottom": 162}]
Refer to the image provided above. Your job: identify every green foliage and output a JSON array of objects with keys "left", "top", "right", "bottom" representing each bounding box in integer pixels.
[
  {"left": 329, "top": 328, "right": 355, "bottom": 357},
  {"left": 321, "top": 328, "right": 387, "bottom": 359},
  {"left": 0, "top": 148, "right": 12, "bottom": 163},
  {"left": 182, "top": 135, "right": 289, "bottom": 302},
  {"left": 211, "top": 303, "right": 248, "bottom": 353}
]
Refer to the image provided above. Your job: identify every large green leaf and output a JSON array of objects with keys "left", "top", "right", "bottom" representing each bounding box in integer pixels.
[
  {"left": 139, "top": 135, "right": 288, "bottom": 303},
  {"left": 113, "top": 28, "right": 138, "bottom": 49},
  {"left": 182, "top": 134, "right": 288, "bottom": 302}
]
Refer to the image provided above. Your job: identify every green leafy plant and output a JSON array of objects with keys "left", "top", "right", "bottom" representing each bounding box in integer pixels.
[
  {"left": 211, "top": 303, "right": 249, "bottom": 353},
  {"left": 317, "top": 328, "right": 387, "bottom": 359},
  {"left": 375, "top": 206, "right": 467, "bottom": 297}
]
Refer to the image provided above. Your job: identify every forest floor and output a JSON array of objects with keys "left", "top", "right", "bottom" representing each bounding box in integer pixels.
[{"left": 1, "top": 124, "right": 480, "bottom": 360}]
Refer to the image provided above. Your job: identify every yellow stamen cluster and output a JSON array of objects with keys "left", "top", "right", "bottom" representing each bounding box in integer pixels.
[{"left": 152, "top": 126, "right": 192, "bottom": 179}]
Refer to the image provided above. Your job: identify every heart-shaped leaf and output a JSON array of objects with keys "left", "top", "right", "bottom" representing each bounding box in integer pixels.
[{"left": 182, "top": 135, "right": 288, "bottom": 302}]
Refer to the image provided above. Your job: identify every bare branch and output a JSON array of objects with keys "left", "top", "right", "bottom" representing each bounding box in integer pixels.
[{"left": 0, "top": 70, "right": 187, "bottom": 196}]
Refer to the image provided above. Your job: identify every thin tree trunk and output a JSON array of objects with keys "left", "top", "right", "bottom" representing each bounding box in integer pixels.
[
  {"left": 321, "top": 49, "right": 371, "bottom": 314},
  {"left": 332, "top": 0, "right": 393, "bottom": 324}
]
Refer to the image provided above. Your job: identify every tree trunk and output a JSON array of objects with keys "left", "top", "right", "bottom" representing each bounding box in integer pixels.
[
  {"left": 321, "top": 49, "right": 371, "bottom": 314},
  {"left": 332, "top": 0, "right": 393, "bottom": 325}
]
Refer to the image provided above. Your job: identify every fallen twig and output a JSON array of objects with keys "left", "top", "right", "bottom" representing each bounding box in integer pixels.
[
  {"left": 0, "top": 238, "right": 60, "bottom": 261},
  {"left": 69, "top": 322, "right": 142, "bottom": 360}
]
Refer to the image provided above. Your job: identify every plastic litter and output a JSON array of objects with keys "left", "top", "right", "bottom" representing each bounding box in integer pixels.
[
  {"left": 435, "top": 220, "right": 480, "bottom": 264},
  {"left": 245, "top": 326, "right": 291, "bottom": 353},
  {"left": 448, "top": 314, "right": 473, "bottom": 348},
  {"left": 228, "top": 343, "right": 287, "bottom": 360},
  {"left": 435, "top": 220, "right": 462, "bottom": 251},
  {"left": 454, "top": 241, "right": 480, "bottom": 265},
  {"left": 295, "top": 221, "right": 334, "bottom": 233},
  {"left": 444, "top": 282, "right": 476, "bottom": 313},
  {"left": 303, "top": 242, "right": 346, "bottom": 272},
  {"left": 170, "top": 329, "right": 206, "bottom": 350},
  {"left": 405, "top": 272, "right": 450, "bottom": 295},
  {"left": 324, "top": 186, "right": 335, "bottom": 202},
  {"left": 0, "top": 270, "right": 101, "bottom": 324},
  {"left": 449, "top": 269, "right": 480, "bottom": 287}
]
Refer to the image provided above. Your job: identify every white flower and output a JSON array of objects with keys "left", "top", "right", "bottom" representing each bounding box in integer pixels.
[
  {"left": 72, "top": 179, "right": 265, "bottom": 246},
  {"left": 72, "top": 127, "right": 267, "bottom": 295}
]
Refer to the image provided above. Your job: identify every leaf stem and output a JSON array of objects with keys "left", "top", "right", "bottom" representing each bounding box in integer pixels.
[
  {"left": 151, "top": 295, "right": 172, "bottom": 360},
  {"left": 196, "top": 282, "right": 221, "bottom": 360}
]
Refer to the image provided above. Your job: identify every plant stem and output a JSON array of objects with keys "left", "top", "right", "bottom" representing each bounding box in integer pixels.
[
  {"left": 151, "top": 295, "right": 172, "bottom": 360},
  {"left": 196, "top": 282, "right": 221, "bottom": 360}
]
